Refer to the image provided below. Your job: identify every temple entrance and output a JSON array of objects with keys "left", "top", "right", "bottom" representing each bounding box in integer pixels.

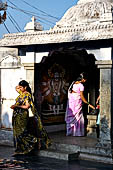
[{"left": 34, "top": 48, "right": 99, "bottom": 136}]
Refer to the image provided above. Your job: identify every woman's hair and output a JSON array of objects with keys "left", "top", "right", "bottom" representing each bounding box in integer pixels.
[
  {"left": 68, "top": 81, "right": 75, "bottom": 93},
  {"left": 76, "top": 72, "right": 87, "bottom": 81},
  {"left": 68, "top": 72, "right": 87, "bottom": 93},
  {"left": 19, "top": 80, "right": 32, "bottom": 94}
]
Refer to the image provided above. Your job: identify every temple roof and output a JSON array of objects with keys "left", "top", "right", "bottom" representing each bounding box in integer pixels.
[
  {"left": 78, "top": 0, "right": 113, "bottom": 4},
  {"left": 0, "top": 0, "right": 113, "bottom": 46}
]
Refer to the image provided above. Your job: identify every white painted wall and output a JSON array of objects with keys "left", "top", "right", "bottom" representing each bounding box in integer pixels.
[
  {"left": 36, "top": 52, "right": 49, "bottom": 63},
  {"left": 1, "top": 67, "right": 26, "bottom": 129},
  {"left": 20, "top": 52, "right": 49, "bottom": 64},
  {"left": 87, "top": 47, "right": 112, "bottom": 60}
]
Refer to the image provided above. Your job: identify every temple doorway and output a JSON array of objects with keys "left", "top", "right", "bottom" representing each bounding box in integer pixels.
[{"left": 34, "top": 48, "right": 99, "bottom": 136}]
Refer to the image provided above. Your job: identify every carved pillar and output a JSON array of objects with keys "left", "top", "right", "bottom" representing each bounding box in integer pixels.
[
  {"left": 96, "top": 60, "right": 113, "bottom": 149},
  {"left": 23, "top": 63, "right": 35, "bottom": 96}
]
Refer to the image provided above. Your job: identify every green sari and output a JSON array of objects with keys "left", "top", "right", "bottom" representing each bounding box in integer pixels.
[{"left": 12, "top": 91, "right": 51, "bottom": 154}]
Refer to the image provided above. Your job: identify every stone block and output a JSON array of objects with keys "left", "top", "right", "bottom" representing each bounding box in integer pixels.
[{"left": 38, "top": 149, "right": 79, "bottom": 161}]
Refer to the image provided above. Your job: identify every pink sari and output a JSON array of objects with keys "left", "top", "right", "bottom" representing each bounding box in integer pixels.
[{"left": 65, "top": 83, "right": 84, "bottom": 136}]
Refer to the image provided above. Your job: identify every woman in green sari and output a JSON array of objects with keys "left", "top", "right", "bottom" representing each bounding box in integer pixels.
[{"left": 10, "top": 80, "right": 51, "bottom": 155}]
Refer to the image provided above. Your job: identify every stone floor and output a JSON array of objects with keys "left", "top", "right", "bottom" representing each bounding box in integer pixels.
[
  {"left": 49, "top": 130, "right": 98, "bottom": 147},
  {"left": 0, "top": 129, "right": 98, "bottom": 148},
  {"left": 0, "top": 129, "right": 112, "bottom": 164}
]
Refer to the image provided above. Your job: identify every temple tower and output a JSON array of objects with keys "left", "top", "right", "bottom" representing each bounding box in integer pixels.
[{"left": 78, "top": 0, "right": 113, "bottom": 3}]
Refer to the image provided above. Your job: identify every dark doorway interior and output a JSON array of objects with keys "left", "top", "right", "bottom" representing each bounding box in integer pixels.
[{"left": 34, "top": 48, "right": 99, "bottom": 132}]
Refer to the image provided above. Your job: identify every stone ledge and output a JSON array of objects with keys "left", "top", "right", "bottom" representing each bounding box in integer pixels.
[
  {"left": 80, "top": 153, "right": 113, "bottom": 164},
  {"left": 38, "top": 149, "right": 79, "bottom": 161},
  {"left": 95, "top": 60, "right": 113, "bottom": 68}
]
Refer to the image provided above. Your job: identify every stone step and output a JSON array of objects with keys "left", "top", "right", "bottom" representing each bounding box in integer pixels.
[
  {"left": 38, "top": 149, "right": 79, "bottom": 161},
  {"left": 50, "top": 142, "right": 112, "bottom": 158},
  {"left": 37, "top": 147, "right": 113, "bottom": 164},
  {"left": 50, "top": 143, "right": 80, "bottom": 153},
  {"left": 79, "top": 153, "right": 113, "bottom": 164},
  {"left": 48, "top": 142, "right": 113, "bottom": 163}
]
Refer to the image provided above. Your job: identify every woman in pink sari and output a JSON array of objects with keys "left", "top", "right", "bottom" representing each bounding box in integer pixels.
[{"left": 65, "top": 72, "right": 95, "bottom": 136}]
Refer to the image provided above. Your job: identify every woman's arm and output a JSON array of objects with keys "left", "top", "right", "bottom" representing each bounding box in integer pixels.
[
  {"left": 80, "top": 91, "right": 88, "bottom": 104},
  {"left": 80, "top": 91, "right": 95, "bottom": 109},
  {"left": 10, "top": 100, "right": 30, "bottom": 110},
  {"left": 96, "top": 95, "right": 100, "bottom": 105}
]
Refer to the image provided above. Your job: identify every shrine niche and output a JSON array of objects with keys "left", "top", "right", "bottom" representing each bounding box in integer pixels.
[{"left": 34, "top": 48, "right": 97, "bottom": 126}]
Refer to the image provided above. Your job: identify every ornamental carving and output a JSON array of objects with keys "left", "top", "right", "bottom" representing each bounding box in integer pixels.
[
  {"left": 0, "top": 50, "right": 21, "bottom": 67},
  {"left": 55, "top": 1, "right": 113, "bottom": 29}
]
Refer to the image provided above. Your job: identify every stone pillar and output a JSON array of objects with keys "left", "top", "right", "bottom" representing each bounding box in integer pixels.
[
  {"left": 23, "top": 63, "right": 35, "bottom": 96},
  {"left": 95, "top": 60, "right": 113, "bottom": 149}
]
